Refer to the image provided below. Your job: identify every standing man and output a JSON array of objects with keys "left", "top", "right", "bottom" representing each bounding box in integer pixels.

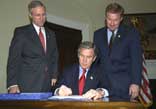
[
  {"left": 55, "top": 41, "right": 108, "bottom": 100},
  {"left": 94, "top": 3, "right": 142, "bottom": 100},
  {"left": 7, "top": 0, "right": 58, "bottom": 93}
]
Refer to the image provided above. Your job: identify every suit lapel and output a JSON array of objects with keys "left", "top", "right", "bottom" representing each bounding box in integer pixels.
[
  {"left": 114, "top": 26, "right": 123, "bottom": 45},
  {"left": 102, "top": 28, "right": 110, "bottom": 56},
  {"left": 45, "top": 27, "right": 50, "bottom": 55},
  {"left": 110, "top": 25, "right": 125, "bottom": 50},
  {"left": 83, "top": 67, "right": 95, "bottom": 93},
  {"left": 73, "top": 65, "right": 79, "bottom": 94},
  {"left": 102, "top": 29, "right": 109, "bottom": 49}
]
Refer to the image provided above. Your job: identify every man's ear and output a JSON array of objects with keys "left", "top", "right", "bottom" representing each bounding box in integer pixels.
[
  {"left": 28, "top": 14, "right": 32, "bottom": 22},
  {"left": 29, "top": 13, "right": 32, "bottom": 18},
  {"left": 120, "top": 16, "right": 123, "bottom": 22},
  {"left": 93, "top": 56, "right": 97, "bottom": 62}
]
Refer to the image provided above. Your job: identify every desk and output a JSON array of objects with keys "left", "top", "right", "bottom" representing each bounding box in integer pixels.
[
  {"left": 0, "top": 100, "right": 146, "bottom": 109},
  {"left": 0, "top": 93, "right": 146, "bottom": 109}
]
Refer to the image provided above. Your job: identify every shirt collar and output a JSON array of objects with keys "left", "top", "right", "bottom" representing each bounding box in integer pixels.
[
  {"left": 79, "top": 66, "right": 89, "bottom": 78},
  {"left": 32, "top": 23, "right": 45, "bottom": 35},
  {"left": 107, "top": 28, "right": 118, "bottom": 35}
]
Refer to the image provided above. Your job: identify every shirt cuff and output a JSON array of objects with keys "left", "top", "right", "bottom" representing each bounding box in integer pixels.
[
  {"left": 7, "top": 85, "right": 18, "bottom": 90},
  {"left": 54, "top": 88, "right": 60, "bottom": 96}
]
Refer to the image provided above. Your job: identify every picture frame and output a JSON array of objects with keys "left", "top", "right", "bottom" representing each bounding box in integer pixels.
[{"left": 123, "top": 13, "right": 156, "bottom": 60}]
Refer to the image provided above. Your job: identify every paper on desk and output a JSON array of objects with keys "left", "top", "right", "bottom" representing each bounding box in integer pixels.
[{"left": 48, "top": 95, "right": 90, "bottom": 101}]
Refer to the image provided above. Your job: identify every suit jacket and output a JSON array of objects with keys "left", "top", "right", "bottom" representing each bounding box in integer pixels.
[
  {"left": 94, "top": 24, "right": 142, "bottom": 100},
  {"left": 7, "top": 24, "right": 58, "bottom": 92},
  {"left": 56, "top": 64, "right": 106, "bottom": 95}
]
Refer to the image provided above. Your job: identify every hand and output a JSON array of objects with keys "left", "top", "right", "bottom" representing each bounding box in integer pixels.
[
  {"left": 58, "top": 85, "right": 72, "bottom": 96},
  {"left": 8, "top": 86, "right": 20, "bottom": 93},
  {"left": 51, "top": 78, "right": 57, "bottom": 86},
  {"left": 129, "top": 84, "right": 139, "bottom": 99},
  {"left": 83, "top": 89, "right": 104, "bottom": 100}
]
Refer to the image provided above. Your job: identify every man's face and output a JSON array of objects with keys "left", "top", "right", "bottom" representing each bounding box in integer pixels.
[
  {"left": 78, "top": 48, "right": 96, "bottom": 69},
  {"left": 30, "top": 6, "right": 46, "bottom": 27},
  {"left": 105, "top": 12, "right": 123, "bottom": 31}
]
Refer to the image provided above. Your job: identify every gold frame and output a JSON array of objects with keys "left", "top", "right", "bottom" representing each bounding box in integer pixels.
[{"left": 123, "top": 13, "right": 156, "bottom": 59}]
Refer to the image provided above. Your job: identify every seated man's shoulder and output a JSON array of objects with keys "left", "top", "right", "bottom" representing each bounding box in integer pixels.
[{"left": 15, "top": 24, "right": 31, "bottom": 30}]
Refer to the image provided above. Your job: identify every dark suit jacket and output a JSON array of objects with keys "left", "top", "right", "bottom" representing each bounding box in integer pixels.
[
  {"left": 94, "top": 24, "right": 142, "bottom": 100},
  {"left": 7, "top": 24, "right": 58, "bottom": 92},
  {"left": 56, "top": 64, "right": 106, "bottom": 95}
]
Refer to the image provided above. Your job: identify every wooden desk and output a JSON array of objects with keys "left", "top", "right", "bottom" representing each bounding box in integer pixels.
[{"left": 0, "top": 100, "right": 146, "bottom": 109}]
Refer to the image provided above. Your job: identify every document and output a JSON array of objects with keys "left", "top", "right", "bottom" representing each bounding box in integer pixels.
[{"left": 48, "top": 95, "right": 90, "bottom": 101}]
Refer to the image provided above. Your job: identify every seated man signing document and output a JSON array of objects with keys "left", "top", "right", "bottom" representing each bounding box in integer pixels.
[{"left": 55, "top": 41, "right": 108, "bottom": 100}]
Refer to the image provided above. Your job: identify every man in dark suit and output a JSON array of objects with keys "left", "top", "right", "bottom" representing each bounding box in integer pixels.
[
  {"left": 94, "top": 3, "right": 142, "bottom": 101},
  {"left": 55, "top": 41, "right": 108, "bottom": 100},
  {"left": 7, "top": 0, "right": 58, "bottom": 93}
]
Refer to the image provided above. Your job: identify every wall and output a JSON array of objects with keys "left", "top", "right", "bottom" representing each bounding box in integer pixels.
[
  {"left": 0, "top": 0, "right": 31, "bottom": 93},
  {"left": 43, "top": 0, "right": 156, "bottom": 39},
  {"left": 0, "top": 0, "right": 156, "bottom": 93}
]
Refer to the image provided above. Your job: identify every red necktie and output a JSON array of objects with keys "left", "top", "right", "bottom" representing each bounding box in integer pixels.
[
  {"left": 79, "top": 69, "right": 86, "bottom": 95},
  {"left": 39, "top": 28, "right": 46, "bottom": 52}
]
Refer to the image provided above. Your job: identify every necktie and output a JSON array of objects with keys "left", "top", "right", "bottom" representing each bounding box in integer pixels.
[
  {"left": 39, "top": 28, "right": 46, "bottom": 52},
  {"left": 79, "top": 69, "right": 86, "bottom": 95},
  {"left": 109, "top": 30, "right": 115, "bottom": 49}
]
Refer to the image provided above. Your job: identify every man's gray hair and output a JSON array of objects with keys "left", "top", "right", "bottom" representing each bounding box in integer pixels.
[
  {"left": 28, "top": 0, "right": 46, "bottom": 15},
  {"left": 78, "top": 41, "right": 97, "bottom": 57},
  {"left": 105, "top": 3, "right": 124, "bottom": 17}
]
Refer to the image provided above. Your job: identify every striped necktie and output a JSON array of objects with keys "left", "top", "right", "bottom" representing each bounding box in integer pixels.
[{"left": 109, "top": 30, "right": 115, "bottom": 48}]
